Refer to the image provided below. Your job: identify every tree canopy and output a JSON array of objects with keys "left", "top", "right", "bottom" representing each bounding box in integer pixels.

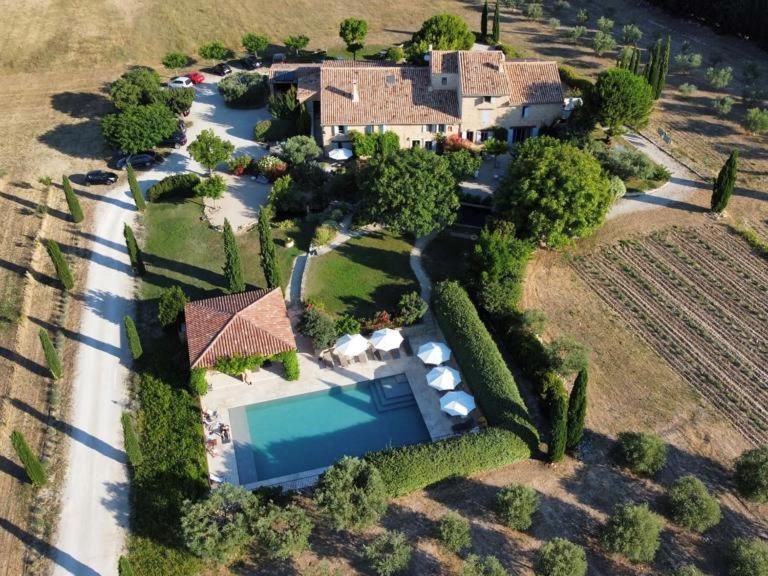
[
  {"left": 412, "top": 14, "right": 475, "bottom": 52},
  {"left": 495, "top": 136, "right": 612, "bottom": 247},
  {"left": 241, "top": 32, "right": 269, "bottom": 55},
  {"left": 281, "top": 135, "right": 321, "bottom": 165},
  {"left": 591, "top": 68, "right": 654, "bottom": 135},
  {"left": 339, "top": 18, "right": 368, "bottom": 59},
  {"left": 361, "top": 147, "right": 459, "bottom": 237},
  {"left": 101, "top": 103, "right": 178, "bottom": 154},
  {"left": 284, "top": 35, "right": 309, "bottom": 54},
  {"left": 108, "top": 67, "right": 162, "bottom": 110},
  {"left": 199, "top": 41, "right": 234, "bottom": 62},
  {"left": 162, "top": 52, "right": 189, "bottom": 70},
  {"left": 188, "top": 129, "right": 235, "bottom": 174}
]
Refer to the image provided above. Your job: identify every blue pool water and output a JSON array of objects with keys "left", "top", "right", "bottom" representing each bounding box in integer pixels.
[{"left": 230, "top": 374, "right": 430, "bottom": 484}]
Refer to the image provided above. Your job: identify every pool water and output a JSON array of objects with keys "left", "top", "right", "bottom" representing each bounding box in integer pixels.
[{"left": 230, "top": 374, "right": 430, "bottom": 484}]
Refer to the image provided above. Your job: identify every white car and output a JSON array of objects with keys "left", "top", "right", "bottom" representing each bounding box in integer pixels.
[{"left": 168, "top": 76, "right": 193, "bottom": 89}]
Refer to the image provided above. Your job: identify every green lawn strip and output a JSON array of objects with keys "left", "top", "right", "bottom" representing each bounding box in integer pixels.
[
  {"left": 324, "top": 44, "right": 390, "bottom": 60},
  {"left": 422, "top": 230, "right": 475, "bottom": 284},
  {"left": 304, "top": 231, "right": 418, "bottom": 319}
]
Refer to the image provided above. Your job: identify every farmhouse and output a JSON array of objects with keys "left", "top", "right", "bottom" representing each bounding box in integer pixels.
[{"left": 268, "top": 49, "right": 565, "bottom": 153}]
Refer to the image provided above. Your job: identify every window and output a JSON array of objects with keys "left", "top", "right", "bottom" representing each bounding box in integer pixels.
[
  {"left": 425, "top": 141, "right": 434, "bottom": 151},
  {"left": 364, "top": 125, "right": 374, "bottom": 135},
  {"left": 522, "top": 106, "right": 529, "bottom": 118},
  {"left": 441, "top": 76, "right": 448, "bottom": 86},
  {"left": 333, "top": 125, "right": 347, "bottom": 135},
  {"left": 411, "top": 140, "right": 421, "bottom": 149},
  {"left": 437, "top": 124, "right": 446, "bottom": 133},
  {"left": 483, "top": 96, "right": 492, "bottom": 103},
  {"left": 423, "top": 124, "right": 435, "bottom": 133},
  {"left": 379, "top": 124, "right": 386, "bottom": 132}
]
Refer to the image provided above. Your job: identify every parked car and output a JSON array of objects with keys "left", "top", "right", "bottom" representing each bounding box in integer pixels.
[
  {"left": 187, "top": 71, "right": 205, "bottom": 84},
  {"left": 115, "top": 151, "right": 161, "bottom": 170},
  {"left": 212, "top": 63, "right": 232, "bottom": 76},
  {"left": 160, "top": 131, "right": 188, "bottom": 148},
  {"left": 84, "top": 170, "right": 118, "bottom": 185},
  {"left": 168, "top": 76, "right": 193, "bottom": 89},
  {"left": 240, "top": 55, "right": 262, "bottom": 70}
]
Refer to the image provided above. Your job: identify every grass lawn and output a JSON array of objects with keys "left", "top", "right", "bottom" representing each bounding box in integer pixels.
[
  {"left": 304, "top": 230, "right": 418, "bottom": 319},
  {"left": 325, "top": 44, "right": 391, "bottom": 60},
  {"left": 141, "top": 199, "right": 313, "bottom": 301},
  {"left": 422, "top": 230, "right": 475, "bottom": 285}
]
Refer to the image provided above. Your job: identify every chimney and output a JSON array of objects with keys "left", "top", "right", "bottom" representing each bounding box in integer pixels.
[{"left": 351, "top": 76, "right": 359, "bottom": 103}]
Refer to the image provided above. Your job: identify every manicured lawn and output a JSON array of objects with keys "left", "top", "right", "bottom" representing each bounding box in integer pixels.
[
  {"left": 141, "top": 200, "right": 312, "bottom": 301},
  {"left": 422, "top": 230, "right": 475, "bottom": 284},
  {"left": 304, "top": 231, "right": 418, "bottom": 319}
]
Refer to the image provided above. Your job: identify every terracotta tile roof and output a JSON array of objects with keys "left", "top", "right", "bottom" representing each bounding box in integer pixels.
[
  {"left": 458, "top": 51, "right": 510, "bottom": 96},
  {"left": 185, "top": 289, "right": 296, "bottom": 369},
  {"left": 297, "top": 70, "right": 320, "bottom": 102},
  {"left": 430, "top": 51, "right": 459, "bottom": 74},
  {"left": 504, "top": 61, "right": 564, "bottom": 104},
  {"left": 268, "top": 63, "right": 319, "bottom": 83},
  {"left": 320, "top": 66, "right": 460, "bottom": 126}
]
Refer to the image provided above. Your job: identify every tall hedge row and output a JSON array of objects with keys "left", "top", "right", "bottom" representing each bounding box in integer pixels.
[
  {"left": 147, "top": 173, "right": 201, "bottom": 202},
  {"left": 366, "top": 427, "right": 530, "bottom": 497},
  {"left": 432, "top": 281, "right": 539, "bottom": 451}
]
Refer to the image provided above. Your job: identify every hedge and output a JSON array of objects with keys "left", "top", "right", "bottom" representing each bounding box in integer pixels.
[
  {"left": 62, "top": 175, "right": 84, "bottom": 223},
  {"left": 276, "top": 350, "right": 300, "bottom": 381},
  {"left": 45, "top": 239, "right": 74, "bottom": 290},
  {"left": 558, "top": 65, "right": 594, "bottom": 94},
  {"left": 10, "top": 430, "right": 47, "bottom": 486},
  {"left": 123, "top": 315, "right": 143, "bottom": 360},
  {"left": 366, "top": 427, "right": 530, "bottom": 497},
  {"left": 121, "top": 412, "right": 143, "bottom": 467},
  {"left": 147, "top": 173, "right": 201, "bottom": 202},
  {"left": 38, "top": 328, "right": 62, "bottom": 380},
  {"left": 432, "top": 281, "right": 538, "bottom": 451}
]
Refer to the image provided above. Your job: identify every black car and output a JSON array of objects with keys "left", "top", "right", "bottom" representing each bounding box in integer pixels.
[
  {"left": 240, "top": 55, "right": 262, "bottom": 70},
  {"left": 212, "top": 62, "right": 232, "bottom": 76},
  {"left": 84, "top": 170, "right": 118, "bottom": 185},
  {"left": 116, "top": 151, "right": 161, "bottom": 170},
  {"left": 160, "top": 131, "right": 188, "bottom": 149}
]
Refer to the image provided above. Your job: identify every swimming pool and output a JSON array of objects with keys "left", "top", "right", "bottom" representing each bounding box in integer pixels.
[{"left": 230, "top": 374, "right": 430, "bottom": 485}]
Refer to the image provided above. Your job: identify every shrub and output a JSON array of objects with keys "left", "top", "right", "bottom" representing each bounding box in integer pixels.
[
  {"left": 497, "top": 43, "right": 524, "bottom": 59},
  {"left": 366, "top": 427, "right": 529, "bottom": 497},
  {"left": 621, "top": 24, "right": 642, "bottom": 45},
  {"left": 281, "top": 135, "right": 322, "bottom": 165},
  {"left": 162, "top": 52, "right": 189, "bottom": 69},
  {"left": 251, "top": 503, "right": 313, "bottom": 559},
  {"left": 495, "top": 484, "right": 539, "bottom": 530},
  {"left": 678, "top": 83, "right": 696, "bottom": 97},
  {"left": 127, "top": 164, "right": 146, "bottom": 210},
  {"left": 744, "top": 108, "right": 768, "bottom": 134},
  {"left": 62, "top": 175, "right": 84, "bottom": 223},
  {"left": 147, "top": 173, "right": 200, "bottom": 202},
  {"left": 438, "top": 512, "right": 471, "bottom": 553},
  {"left": 446, "top": 149, "right": 482, "bottom": 181},
  {"left": 706, "top": 66, "right": 733, "bottom": 89},
  {"left": 601, "top": 502, "right": 663, "bottom": 563},
  {"left": 576, "top": 8, "right": 588, "bottom": 23},
  {"left": 558, "top": 65, "right": 592, "bottom": 93},
  {"left": 189, "top": 367, "right": 208, "bottom": 396},
  {"left": 124, "top": 223, "right": 146, "bottom": 275},
  {"left": 214, "top": 354, "right": 265, "bottom": 376},
  {"left": 45, "top": 239, "right": 74, "bottom": 290},
  {"left": 227, "top": 155, "right": 254, "bottom": 176},
  {"left": 734, "top": 446, "right": 768, "bottom": 502},
  {"left": 363, "top": 531, "right": 412, "bottom": 576},
  {"left": 10, "top": 430, "right": 47, "bottom": 486},
  {"left": 553, "top": 0, "right": 570, "bottom": 11},
  {"left": 218, "top": 72, "right": 268, "bottom": 108},
  {"left": 609, "top": 175, "right": 626, "bottom": 199},
  {"left": 118, "top": 556, "right": 135, "bottom": 576},
  {"left": 257, "top": 155, "right": 288, "bottom": 182},
  {"left": 315, "top": 457, "right": 388, "bottom": 531},
  {"left": 618, "top": 431, "right": 667, "bottom": 476},
  {"left": 385, "top": 46, "right": 404, "bottom": 62},
  {"left": 253, "top": 120, "right": 273, "bottom": 141},
  {"left": 668, "top": 475, "right": 721, "bottom": 533},
  {"left": 268, "top": 86, "right": 300, "bottom": 119},
  {"left": 567, "top": 26, "right": 587, "bottom": 43},
  {"left": 198, "top": 40, "right": 234, "bottom": 62},
  {"left": 397, "top": 291, "right": 427, "bottom": 325},
  {"left": 276, "top": 350, "right": 300, "bottom": 381},
  {"left": 432, "top": 281, "right": 538, "bottom": 450},
  {"left": 157, "top": 285, "right": 188, "bottom": 328},
  {"left": 545, "top": 336, "right": 587, "bottom": 375},
  {"left": 38, "top": 329, "right": 62, "bottom": 380},
  {"left": 299, "top": 305, "right": 337, "bottom": 350},
  {"left": 729, "top": 538, "right": 768, "bottom": 576},
  {"left": 121, "top": 412, "right": 143, "bottom": 467},
  {"left": 525, "top": 3, "right": 543, "bottom": 19},
  {"left": 350, "top": 130, "right": 401, "bottom": 157},
  {"left": 462, "top": 554, "right": 507, "bottom": 576},
  {"left": 123, "top": 315, "right": 143, "bottom": 360},
  {"left": 547, "top": 17, "right": 561, "bottom": 29},
  {"left": 549, "top": 390, "right": 568, "bottom": 462},
  {"left": 535, "top": 538, "right": 587, "bottom": 576},
  {"left": 313, "top": 222, "right": 339, "bottom": 246},
  {"left": 334, "top": 314, "right": 361, "bottom": 336},
  {"left": 713, "top": 96, "right": 735, "bottom": 115},
  {"left": 670, "top": 566, "right": 706, "bottom": 576},
  {"left": 675, "top": 52, "right": 702, "bottom": 70}
]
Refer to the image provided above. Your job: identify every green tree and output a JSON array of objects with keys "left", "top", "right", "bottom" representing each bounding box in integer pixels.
[
  {"left": 618, "top": 431, "right": 667, "bottom": 476},
  {"left": 281, "top": 135, "right": 321, "bottom": 165},
  {"left": 566, "top": 367, "right": 588, "bottom": 451},
  {"left": 62, "top": 176, "right": 84, "bottom": 223},
  {"left": 645, "top": 39, "right": 662, "bottom": 94},
  {"left": 315, "top": 456, "right": 388, "bottom": 530},
  {"left": 495, "top": 483, "right": 539, "bottom": 530},
  {"left": 446, "top": 149, "right": 482, "bottom": 181},
  {"left": 597, "top": 16, "right": 614, "bottom": 32},
  {"left": 483, "top": 137, "right": 508, "bottom": 166},
  {"left": 438, "top": 512, "right": 471, "bottom": 554},
  {"left": 525, "top": 2, "right": 543, "bottom": 21},
  {"left": 284, "top": 35, "right": 309, "bottom": 55},
  {"left": 339, "top": 18, "right": 368, "bottom": 60},
  {"left": 492, "top": 2, "right": 501, "bottom": 42},
  {"left": 729, "top": 538, "right": 768, "bottom": 576},
  {"left": 251, "top": 502, "right": 313, "bottom": 559},
  {"left": 496, "top": 136, "right": 612, "bottom": 247},
  {"left": 734, "top": 446, "right": 768, "bottom": 502},
  {"left": 121, "top": 412, "right": 143, "bottom": 467},
  {"left": 198, "top": 40, "right": 234, "bottom": 63},
  {"left": 241, "top": 32, "right": 269, "bottom": 56},
  {"left": 711, "top": 150, "right": 738, "bottom": 213},
  {"left": 744, "top": 108, "right": 768, "bottom": 134},
  {"left": 222, "top": 218, "right": 245, "bottom": 293},
  {"left": 126, "top": 164, "right": 145, "bottom": 211},
  {"left": 158, "top": 285, "right": 187, "bottom": 328},
  {"left": 576, "top": 8, "right": 588, "bottom": 24},
  {"left": 481, "top": 0, "right": 489, "bottom": 40},
  {"left": 655, "top": 35, "right": 671, "bottom": 99},
  {"left": 705, "top": 65, "right": 733, "bottom": 89},
  {"left": 118, "top": 556, "right": 135, "bottom": 576},
  {"left": 160, "top": 87, "right": 195, "bottom": 115},
  {"left": 397, "top": 291, "right": 428, "bottom": 325},
  {"left": 10, "top": 430, "right": 46, "bottom": 486},
  {"left": 101, "top": 103, "right": 178, "bottom": 154},
  {"left": 123, "top": 315, "right": 143, "bottom": 360},
  {"left": 549, "top": 390, "right": 568, "bottom": 462},
  {"left": 45, "top": 239, "right": 74, "bottom": 290},
  {"left": 108, "top": 67, "right": 162, "bottom": 110},
  {"left": 194, "top": 174, "right": 227, "bottom": 206},
  {"left": 258, "top": 208, "right": 281, "bottom": 290},
  {"left": 602, "top": 502, "right": 663, "bottom": 563},
  {"left": 591, "top": 68, "right": 654, "bottom": 136},
  {"left": 412, "top": 13, "right": 475, "bottom": 51},
  {"left": 363, "top": 531, "right": 412, "bottom": 576},
  {"left": 299, "top": 306, "right": 338, "bottom": 350},
  {"left": 593, "top": 31, "right": 617, "bottom": 56},
  {"left": 188, "top": 129, "right": 235, "bottom": 175},
  {"left": 546, "top": 336, "right": 587, "bottom": 375},
  {"left": 535, "top": 538, "right": 587, "bottom": 576},
  {"left": 362, "top": 147, "right": 459, "bottom": 237},
  {"left": 668, "top": 475, "right": 721, "bottom": 533},
  {"left": 123, "top": 223, "right": 146, "bottom": 275},
  {"left": 162, "top": 52, "right": 189, "bottom": 70},
  {"left": 38, "top": 329, "right": 62, "bottom": 379},
  {"left": 670, "top": 566, "right": 706, "bottom": 576},
  {"left": 621, "top": 24, "right": 642, "bottom": 45},
  {"left": 462, "top": 555, "right": 507, "bottom": 576},
  {"left": 385, "top": 46, "right": 405, "bottom": 62}
]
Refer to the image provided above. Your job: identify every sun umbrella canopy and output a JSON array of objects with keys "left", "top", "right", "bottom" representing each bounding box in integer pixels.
[
  {"left": 333, "top": 333, "right": 369, "bottom": 357},
  {"left": 417, "top": 341, "right": 452, "bottom": 365},
  {"left": 426, "top": 366, "right": 461, "bottom": 391},
  {"left": 328, "top": 147, "right": 353, "bottom": 161},
  {"left": 369, "top": 328, "right": 404, "bottom": 352},
  {"left": 440, "top": 391, "right": 476, "bottom": 417}
]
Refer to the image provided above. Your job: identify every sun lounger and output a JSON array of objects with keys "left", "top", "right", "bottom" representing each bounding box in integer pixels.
[
  {"left": 366, "top": 349, "right": 376, "bottom": 361},
  {"left": 336, "top": 354, "right": 350, "bottom": 367},
  {"left": 402, "top": 339, "right": 414, "bottom": 356},
  {"left": 356, "top": 353, "right": 367, "bottom": 363},
  {"left": 391, "top": 349, "right": 401, "bottom": 360}
]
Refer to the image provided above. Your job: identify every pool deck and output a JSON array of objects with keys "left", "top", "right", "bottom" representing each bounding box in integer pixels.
[{"left": 202, "top": 327, "right": 458, "bottom": 489}]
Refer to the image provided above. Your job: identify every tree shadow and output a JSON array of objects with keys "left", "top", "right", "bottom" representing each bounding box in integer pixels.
[
  {"left": 0, "top": 190, "right": 70, "bottom": 221},
  {"left": 37, "top": 118, "right": 107, "bottom": 160},
  {"left": 50, "top": 91, "right": 111, "bottom": 120},
  {"left": 0, "top": 345, "right": 50, "bottom": 378},
  {"left": 0, "top": 255, "right": 60, "bottom": 289},
  {"left": 28, "top": 315, "right": 125, "bottom": 361},
  {"left": 0, "top": 453, "right": 28, "bottom": 483}
]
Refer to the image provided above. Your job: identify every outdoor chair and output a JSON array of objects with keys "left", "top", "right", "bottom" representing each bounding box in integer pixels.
[
  {"left": 357, "top": 353, "right": 368, "bottom": 364},
  {"left": 336, "top": 354, "right": 350, "bottom": 367},
  {"left": 402, "top": 339, "right": 414, "bottom": 356},
  {"left": 366, "top": 349, "right": 376, "bottom": 361},
  {"left": 391, "top": 349, "right": 401, "bottom": 360}
]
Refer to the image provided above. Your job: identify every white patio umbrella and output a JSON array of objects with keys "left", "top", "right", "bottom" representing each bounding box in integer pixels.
[
  {"left": 328, "top": 147, "right": 353, "bottom": 161},
  {"left": 426, "top": 366, "right": 461, "bottom": 391},
  {"left": 368, "top": 328, "right": 404, "bottom": 352},
  {"left": 333, "top": 333, "right": 369, "bottom": 357},
  {"left": 417, "top": 341, "right": 452, "bottom": 365},
  {"left": 440, "top": 391, "right": 476, "bottom": 417}
]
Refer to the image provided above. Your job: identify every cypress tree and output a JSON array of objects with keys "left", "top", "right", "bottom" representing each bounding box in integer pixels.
[
  {"left": 123, "top": 223, "right": 146, "bottom": 275},
  {"left": 10, "top": 430, "right": 47, "bottom": 486},
  {"left": 492, "top": 2, "right": 501, "bottom": 43},
  {"left": 62, "top": 175, "right": 84, "bottom": 223},
  {"left": 121, "top": 412, "right": 143, "bottom": 467},
  {"left": 258, "top": 208, "right": 282, "bottom": 290},
  {"left": 222, "top": 218, "right": 245, "bottom": 293},
  {"left": 566, "top": 367, "right": 588, "bottom": 451},
  {"left": 549, "top": 391, "right": 568, "bottom": 462},
  {"left": 630, "top": 47, "right": 640, "bottom": 75},
  {"left": 126, "top": 164, "right": 146, "bottom": 211},
  {"left": 296, "top": 102, "right": 311, "bottom": 135},
  {"left": 481, "top": 0, "right": 489, "bottom": 40},
  {"left": 123, "top": 315, "right": 143, "bottom": 360},
  {"left": 38, "top": 328, "right": 62, "bottom": 380},
  {"left": 45, "top": 239, "right": 74, "bottom": 290},
  {"left": 711, "top": 150, "right": 738, "bottom": 213},
  {"left": 646, "top": 40, "right": 662, "bottom": 97},
  {"left": 655, "top": 35, "right": 671, "bottom": 99}
]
